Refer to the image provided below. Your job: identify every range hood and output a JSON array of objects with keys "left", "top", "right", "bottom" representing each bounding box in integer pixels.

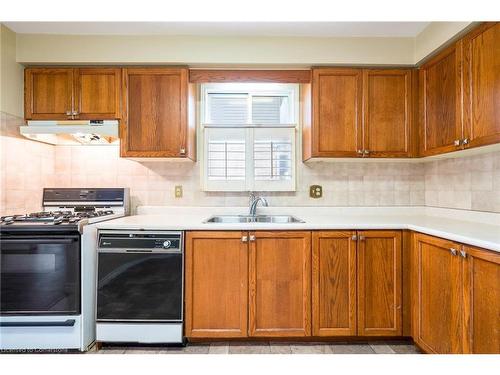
[{"left": 20, "top": 120, "right": 120, "bottom": 145}]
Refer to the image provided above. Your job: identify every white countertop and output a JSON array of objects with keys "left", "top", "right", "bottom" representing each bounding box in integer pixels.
[{"left": 96, "top": 206, "right": 500, "bottom": 253}]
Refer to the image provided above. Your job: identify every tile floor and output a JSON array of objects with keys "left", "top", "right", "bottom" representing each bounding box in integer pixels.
[{"left": 94, "top": 341, "right": 422, "bottom": 354}]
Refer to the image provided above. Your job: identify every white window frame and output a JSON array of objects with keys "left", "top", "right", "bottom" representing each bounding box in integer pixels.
[{"left": 200, "top": 83, "right": 299, "bottom": 192}]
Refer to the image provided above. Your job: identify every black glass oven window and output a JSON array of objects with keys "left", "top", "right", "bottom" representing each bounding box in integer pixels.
[
  {"left": 0, "top": 236, "right": 80, "bottom": 315},
  {"left": 97, "top": 253, "right": 182, "bottom": 321}
]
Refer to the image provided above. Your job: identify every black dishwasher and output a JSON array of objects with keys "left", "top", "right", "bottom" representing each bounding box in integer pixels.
[{"left": 96, "top": 230, "right": 183, "bottom": 343}]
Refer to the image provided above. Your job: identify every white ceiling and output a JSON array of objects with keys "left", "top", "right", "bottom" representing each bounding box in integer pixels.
[{"left": 3, "top": 22, "right": 431, "bottom": 37}]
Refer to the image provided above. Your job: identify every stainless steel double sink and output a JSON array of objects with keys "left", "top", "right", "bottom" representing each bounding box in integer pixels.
[{"left": 203, "top": 215, "right": 305, "bottom": 224}]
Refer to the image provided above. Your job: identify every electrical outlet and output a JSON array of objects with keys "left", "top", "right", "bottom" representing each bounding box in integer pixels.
[
  {"left": 309, "top": 185, "right": 322, "bottom": 198},
  {"left": 174, "top": 185, "right": 183, "bottom": 198}
]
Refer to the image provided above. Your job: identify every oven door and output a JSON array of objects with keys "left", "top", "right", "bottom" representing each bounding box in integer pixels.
[
  {"left": 97, "top": 251, "right": 182, "bottom": 322},
  {"left": 0, "top": 234, "right": 81, "bottom": 315}
]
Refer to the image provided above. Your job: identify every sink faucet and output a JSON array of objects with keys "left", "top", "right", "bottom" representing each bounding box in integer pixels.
[{"left": 249, "top": 192, "right": 268, "bottom": 216}]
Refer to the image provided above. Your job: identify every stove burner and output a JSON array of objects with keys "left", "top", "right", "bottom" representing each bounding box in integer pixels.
[{"left": 1, "top": 210, "right": 115, "bottom": 225}]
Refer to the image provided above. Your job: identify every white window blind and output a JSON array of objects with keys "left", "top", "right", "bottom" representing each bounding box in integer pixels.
[
  {"left": 202, "top": 83, "right": 297, "bottom": 192},
  {"left": 252, "top": 96, "right": 289, "bottom": 124},
  {"left": 207, "top": 94, "right": 248, "bottom": 125}
]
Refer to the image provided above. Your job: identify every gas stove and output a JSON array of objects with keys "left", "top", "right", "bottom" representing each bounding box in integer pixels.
[
  {"left": 0, "top": 187, "right": 130, "bottom": 352},
  {"left": 1, "top": 209, "right": 116, "bottom": 226},
  {"left": 0, "top": 188, "right": 129, "bottom": 233}
]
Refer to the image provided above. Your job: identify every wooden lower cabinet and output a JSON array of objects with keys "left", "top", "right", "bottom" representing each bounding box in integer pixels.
[
  {"left": 357, "top": 231, "right": 402, "bottom": 336},
  {"left": 412, "top": 233, "right": 463, "bottom": 353},
  {"left": 312, "top": 231, "right": 357, "bottom": 336},
  {"left": 248, "top": 231, "right": 312, "bottom": 337},
  {"left": 185, "top": 231, "right": 248, "bottom": 338},
  {"left": 462, "top": 245, "right": 500, "bottom": 353}
]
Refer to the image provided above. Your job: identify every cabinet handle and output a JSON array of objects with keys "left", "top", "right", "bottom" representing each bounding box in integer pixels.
[
  {"left": 454, "top": 139, "right": 461, "bottom": 146},
  {"left": 363, "top": 150, "right": 370, "bottom": 155},
  {"left": 72, "top": 111, "right": 79, "bottom": 116},
  {"left": 358, "top": 235, "right": 365, "bottom": 240},
  {"left": 180, "top": 148, "right": 186, "bottom": 155},
  {"left": 460, "top": 249, "right": 467, "bottom": 258},
  {"left": 241, "top": 235, "right": 248, "bottom": 242},
  {"left": 249, "top": 235, "right": 256, "bottom": 242},
  {"left": 357, "top": 150, "right": 363, "bottom": 155},
  {"left": 462, "top": 138, "right": 469, "bottom": 146},
  {"left": 351, "top": 234, "right": 358, "bottom": 241},
  {"left": 66, "top": 111, "right": 72, "bottom": 116},
  {"left": 450, "top": 248, "right": 458, "bottom": 256}
]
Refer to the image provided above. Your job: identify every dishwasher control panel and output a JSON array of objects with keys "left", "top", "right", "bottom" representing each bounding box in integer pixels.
[{"left": 98, "top": 231, "right": 183, "bottom": 252}]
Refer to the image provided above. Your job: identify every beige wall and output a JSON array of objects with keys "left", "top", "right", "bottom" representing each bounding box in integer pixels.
[
  {"left": 16, "top": 33, "right": 417, "bottom": 66},
  {"left": 414, "top": 21, "right": 474, "bottom": 63},
  {"left": 0, "top": 24, "right": 24, "bottom": 117},
  {"left": 14, "top": 22, "right": 474, "bottom": 66}
]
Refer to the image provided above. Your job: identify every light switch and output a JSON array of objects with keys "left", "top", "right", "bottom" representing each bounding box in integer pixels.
[
  {"left": 309, "top": 185, "right": 322, "bottom": 198},
  {"left": 175, "top": 185, "right": 183, "bottom": 198}
]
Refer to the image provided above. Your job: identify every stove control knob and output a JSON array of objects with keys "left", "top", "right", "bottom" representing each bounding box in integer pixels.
[{"left": 163, "top": 240, "right": 172, "bottom": 249}]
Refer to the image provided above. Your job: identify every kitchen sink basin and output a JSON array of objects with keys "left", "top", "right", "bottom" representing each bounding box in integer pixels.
[{"left": 203, "top": 215, "right": 305, "bottom": 224}]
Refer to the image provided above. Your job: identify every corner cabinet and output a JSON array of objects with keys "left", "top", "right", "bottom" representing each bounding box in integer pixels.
[
  {"left": 120, "top": 67, "right": 196, "bottom": 159},
  {"left": 462, "top": 22, "right": 500, "bottom": 149},
  {"left": 419, "top": 22, "right": 500, "bottom": 156},
  {"left": 412, "top": 233, "right": 500, "bottom": 354},
  {"left": 419, "top": 43, "right": 463, "bottom": 156},
  {"left": 305, "top": 68, "right": 414, "bottom": 159},
  {"left": 25, "top": 67, "right": 122, "bottom": 120}
]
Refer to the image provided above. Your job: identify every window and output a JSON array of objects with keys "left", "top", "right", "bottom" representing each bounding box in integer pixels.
[{"left": 201, "top": 83, "right": 298, "bottom": 191}]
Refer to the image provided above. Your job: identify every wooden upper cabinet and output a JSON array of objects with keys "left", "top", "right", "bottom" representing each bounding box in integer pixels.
[
  {"left": 74, "top": 68, "right": 121, "bottom": 119},
  {"left": 462, "top": 22, "right": 500, "bottom": 149},
  {"left": 25, "top": 68, "right": 74, "bottom": 120},
  {"left": 419, "top": 43, "right": 463, "bottom": 156},
  {"left": 185, "top": 231, "right": 248, "bottom": 338},
  {"left": 25, "top": 67, "right": 122, "bottom": 120},
  {"left": 357, "top": 230, "right": 402, "bottom": 336},
  {"left": 363, "top": 70, "right": 413, "bottom": 157},
  {"left": 462, "top": 245, "right": 500, "bottom": 354},
  {"left": 310, "top": 68, "right": 363, "bottom": 157},
  {"left": 312, "top": 231, "right": 357, "bottom": 336},
  {"left": 412, "top": 234, "right": 463, "bottom": 354},
  {"left": 306, "top": 67, "right": 413, "bottom": 159},
  {"left": 121, "top": 67, "right": 195, "bottom": 159},
  {"left": 248, "top": 231, "right": 311, "bottom": 337}
]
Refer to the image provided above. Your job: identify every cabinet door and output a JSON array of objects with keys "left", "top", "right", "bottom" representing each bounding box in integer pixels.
[
  {"left": 357, "top": 230, "right": 402, "bottom": 336},
  {"left": 121, "top": 68, "right": 188, "bottom": 157},
  {"left": 24, "top": 68, "right": 73, "bottom": 120},
  {"left": 463, "top": 22, "right": 500, "bottom": 149},
  {"left": 249, "top": 231, "right": 311, "bottom": 337},
  {"left": 312, "top": 231, "right": 357, "bottom": 336},
  {"left": 74, "top": 68, "right": 121, "bottom": 119},
  {"left": 419, "top": 43, "right": 463, "bottom": 156},
  {"left": 363, "top": 69, "right": 412, "bottom": 157},
  {"left": 412, "top": 234, "right": 463, "bottom": 353},
  {"left": 462, "top": 245, "right": 500, "bottom": 354},
  {"left": 185, "top": 231, "right": 248, "bottom": 338},
  {"left": 311, "top": 68, "right": 362, "bottom": 157}
]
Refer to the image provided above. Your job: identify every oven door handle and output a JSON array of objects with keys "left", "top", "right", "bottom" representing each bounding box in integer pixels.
[
  {"left": 0, "top": 239, "right": 77, "bottom": 244},
  {"left": 0, "top": 319, "right": 76, "bottom": 327}
]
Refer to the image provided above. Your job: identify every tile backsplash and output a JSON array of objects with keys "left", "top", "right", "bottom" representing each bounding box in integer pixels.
[
  {"left": 1, "top": 111, "right": 499, "bottom": 214},
  {"left": 0, "top": 112, "right": 55, "bottom": 214}
]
